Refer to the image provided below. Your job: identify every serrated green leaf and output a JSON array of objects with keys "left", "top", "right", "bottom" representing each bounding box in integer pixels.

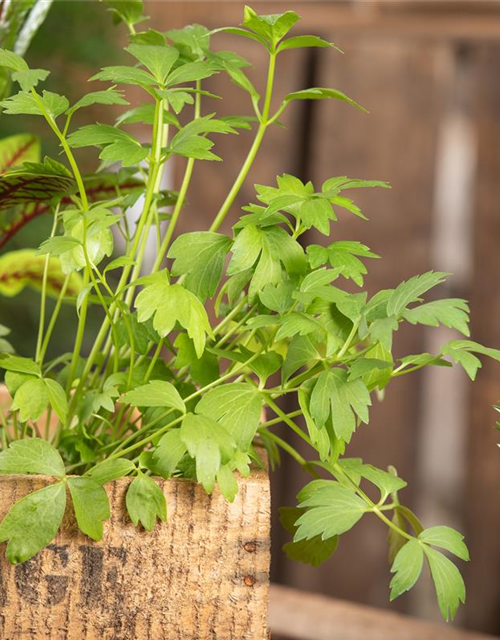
[
  {"left": 282, "top": 335, "right": 319, "bottom": 383},
  {"left": 168, "top": 232, "right": 232, "bottom": 301},
  {"left": 166, "top": 61, "right": 217, "bottom": 86},
  {"left": 68, "top": 477, "right": 110, "bottom": 541},
  {"left": 369, "top": 316, "right": 399, "bottom": 351},
  {"left": 180, "top": 412, "right": 236, "bottom": 493},
  {"left": 151, "top": 430, "right": 187, "bottom": 478},
  {"left": 0, "top": 354, "right": 41, "bottom": 376},
  {"left": 126, "top": 43, "right": 179, "bottom": 84},
  {"left": 278, "top": 35, "right": 341, "bottom": 53},
  {"left": 90, "top": 65, "right": 157, "bottom": 87},
  {"left": 442, "top": 339, "right": 500, "bottom": 381},
  {"left": 390, "top": 540, "right": 424, "bottom": 601},
  {"left": 11, "top": 378, "right": 48, "bottom": 422},
  {"left": 0, "top": 481, "right": 66, "bottom": 564},
  {"left": 275, "top": 312, "right": 322, "bottom": 341},
  {"left": 68, "top": 88, "right": 128, "bottom": 115},
  {"left": 0, "top": 437, "right": 65, "bottom": 477},
  {"left": 243, "top": 6, "right": 299, "bottom": 45},
  {"left": 295, "top": 481, "right": 366, "bottom": 541},
  {"left": 419, "top": 526, "right": 469, "bottom": 561},
  {"left": 283, "top": 87, "right": 367, "bottom": 112},
  {"left": 310, "top": 369, "right": 371, "bottom": 442},
  {"left": 121, "top": 380, "right": 185, "bottom": 413},
  {"left": 298, "top": 380, "right": 331, "bottom": 461},
  {"left": 44, "top": 378, "right": 68, "bottom": 423},
  {"left": 228, "top": 224, "right": 262, "bottom": 275},
  {"left": 223, "top": 61, "right": 259, "bottom": 101},
  {"left": 196, "top": 383, "right": 261, "bottom": 451},
  {"left": 216, "top": 464, "right": 239, "bottom": 502},
  {"left": 12, "top": 69, "right": 49, "bottom": 91},
  {"left": 387, "top": 271, "right": 448, "bottom": 318},
  {"left": 308, "top": 241, "right": 379, "bottom": 287},
  {"left": 104, "top": 0, "right": 144, "bottom": 26},
  {"left": 403, "top": 298, "right": 470, "bottom": 336},
  {"left": 280, "top": 506, "right": 339, "bottom": 567},
  {"left": 126, "top": 473, "right": 167, "bottom": 531},
  {"left": 423, "top": 546, "right": 466, "bottom": 621},
  {"left": 388, "top": 508, "right": 409, "bottom": 565},
  {"left": 135, "top": 272, "right": 212, "bottom": 357},
  {"left": 86, "top": 458, "right": 136, "bottom": 484},
  {"left": 348, "top": 358, "right": 392, "bottom": 382},
  {"left": 168, "top": 115, "right": 235, "bottom": 161},
  {"left": 0, "top": 91, "right": 40, "bottom": 115},
  {"left": 259, "top": 282, "right": 294, "bottom": 314},
  {"left": 0, "top": 48, "right": 28, "bottom": 72},
  {"left": 310, "top": 370, "right": 332, "bottom": 428},
  {"left": 338, "top": 459, "right": 407, "bottom": 496},
  {"left": 399, "top": 353, "right": 452, "bottom": 369},
  {"left": 39, "top": 90, "right": 69, "bottom": 119}
]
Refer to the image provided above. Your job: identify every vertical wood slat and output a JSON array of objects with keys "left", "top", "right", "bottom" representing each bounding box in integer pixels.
[
  {"left": 464, "top": 43, "right": 500, "bottom": 635},
  {"left": 0, "top": 472, "right": 270, "bottom": 640}
]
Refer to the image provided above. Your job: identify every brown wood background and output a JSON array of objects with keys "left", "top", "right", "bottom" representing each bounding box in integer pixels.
[{"left": 141, "top": 1, "right": 500, "bottom": 635}]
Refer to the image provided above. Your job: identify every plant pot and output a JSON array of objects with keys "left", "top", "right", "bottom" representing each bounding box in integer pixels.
[{"left": 0, "top": 470, "right": 271, "bottom": 639}]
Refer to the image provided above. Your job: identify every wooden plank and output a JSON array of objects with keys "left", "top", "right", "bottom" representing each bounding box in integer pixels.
[
  {"left": 269, "top": 584, "right": 498, "bottom": 640},
  {"left": 156, "top": 1, "right": 500, "bottom": 41},
  {"left": 0, "top": 473, "right": 270, "bottom": 640},
  {"left": 463, "top": 43, "right": 500, "bottom": 635}
]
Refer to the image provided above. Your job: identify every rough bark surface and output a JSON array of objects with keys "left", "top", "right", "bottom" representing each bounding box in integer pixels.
[{"left": 0, "top": 472, "right": 270, "bottom": 640}]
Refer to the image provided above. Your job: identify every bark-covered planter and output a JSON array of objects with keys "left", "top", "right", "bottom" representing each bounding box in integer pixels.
[{"left": 0, "top": 471, "right": 270, "bottom": 640}]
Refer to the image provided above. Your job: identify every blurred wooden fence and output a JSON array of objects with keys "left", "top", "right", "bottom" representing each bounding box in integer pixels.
[{"left": 149, "top": 1, "right": 500, "bottom": 635}]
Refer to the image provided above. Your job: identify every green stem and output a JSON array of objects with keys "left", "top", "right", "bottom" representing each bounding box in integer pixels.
[
  {"left": 212, "top": 295, "right": 248, "bottom": 336},
  {"left": 30, "top": 89, "right": 88, "bottom": 210},
  {"left": 39, "top": 275, "right": 71, "bottom": 364},
  {"left": 265, "top": 395, "right": 313, "bottom": 448},
  {"left": 65, "top": 268, "right": 90, "bottom": 396},
  {"left": 36, "top": 206, "right": 60, "bottom": 364},
  {"left": 215, "top": 304, "right": 256, "bottom": 348},
  {"left": 209, "top": 52, "right": 276, "bottom": 233},
  {"left": 71, "top": 97, "right": 167, "bottom": 397},
  {"left": 258, "top": 428, "right": 308, "bottom": 468},
  {"left": 153, "top": 82, "right": 202, "bottom": 272},
  {"left": 337, "top": 319, "right": 360, "bottom": 359},
  {"left": 332, "top": 463, "right": 414, "bottom": 542},
  {"left": 392, "top": 355, "right": 443, "bottom": 377},
  {"left": 144, "top": 340, "right": 164, "bottom": 382}
]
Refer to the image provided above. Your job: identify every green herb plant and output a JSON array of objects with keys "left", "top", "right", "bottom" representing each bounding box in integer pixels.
[{"left": 0, "top": 2, "right": 498, "bottom": 622}]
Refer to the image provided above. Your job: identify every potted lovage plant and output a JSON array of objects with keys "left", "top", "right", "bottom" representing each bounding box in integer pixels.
[{"left": 0, "top": 2, "right": 499, "bottom": 637}]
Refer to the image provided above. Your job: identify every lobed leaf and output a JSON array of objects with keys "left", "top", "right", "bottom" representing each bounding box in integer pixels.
[
  {"left": 424, "top": 546, "right": 466, "bottom": 621},
  {"left": 135, "top": 272, "right": 212, "bottom": 357},
  {"left": 0, "top": 437, "right": 65, "bottom": 477},
  {"left": 126, "top": 473, "right": 167, "bottom": 531},
  {"left": 68, "top": 477, "right": 110, "bottom": 541},
  {"left": 196, "top": 383, "right": 262, "bottom": 451},
  {"left": 390, "top": 539, "right": 424, "bottom": 601},
  {"left": 168, "top": 231, "right": 232, "bottom": 301},
  {"left": 0, "top": 481, "right": 66, "bottom": 564},
  {"left": 121, "top": 380, "right": 185, "bottom": 413},
  {"left": 295, "top": 481, "right": 366, "bottom": 541}
]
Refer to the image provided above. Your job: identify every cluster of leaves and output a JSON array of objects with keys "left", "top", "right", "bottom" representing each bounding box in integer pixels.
[{"left": 0, "top": 1, "right": 498, "bottom": 621}]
